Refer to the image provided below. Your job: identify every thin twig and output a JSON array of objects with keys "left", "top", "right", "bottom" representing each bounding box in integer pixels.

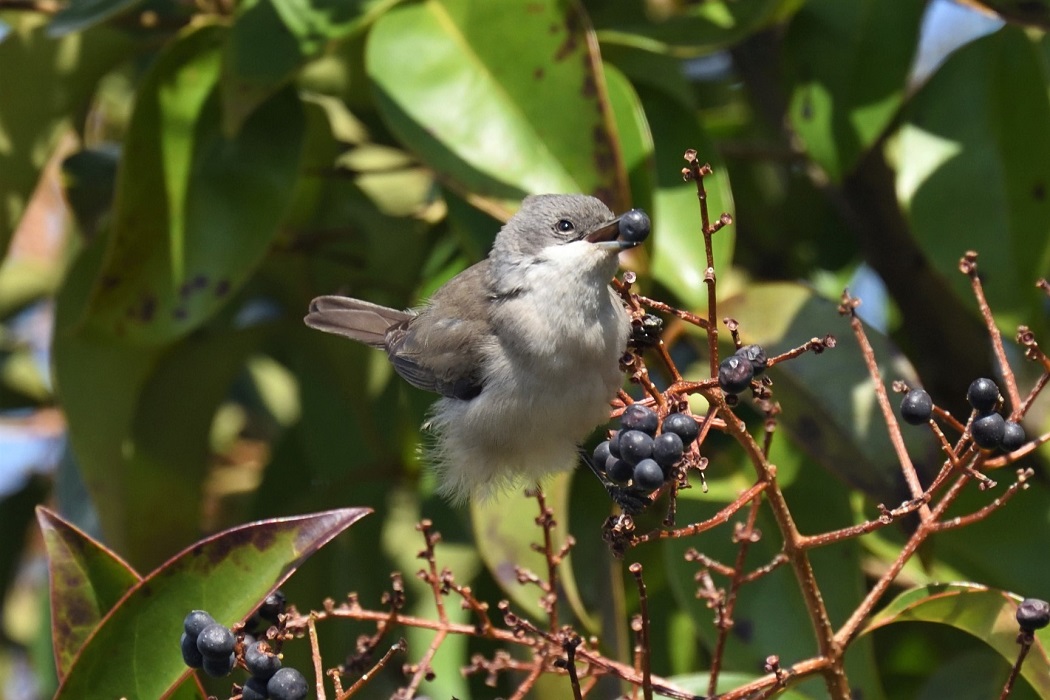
[{"left": 960, "top": 252, "right": 1023, "bottom": 413}]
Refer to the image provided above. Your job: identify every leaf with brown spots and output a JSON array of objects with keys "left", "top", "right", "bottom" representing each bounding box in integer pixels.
[
  {"left": 52, "top": 507, "right": 370, "bottom": 700},
  {"left": 367, "top": 0, "right": 629, "bottom": 213},
  {"left": 37, "top": 507, "right": 141, "bottom": 680}
]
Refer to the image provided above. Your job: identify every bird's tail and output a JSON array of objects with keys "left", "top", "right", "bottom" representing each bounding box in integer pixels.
[{"left": 304, "top": 296, "right": 413, "bottom": 348}]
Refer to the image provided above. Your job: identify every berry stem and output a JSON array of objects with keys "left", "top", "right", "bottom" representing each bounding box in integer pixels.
[
  {"left": 960, "top": 252, "right": 1024, "bottom": 415},
  {"left": 840, "top": 291, "right": 932, "bottom": 522},
  {"left": 307, "top": 615, "right": 326, "bottom": 700}
]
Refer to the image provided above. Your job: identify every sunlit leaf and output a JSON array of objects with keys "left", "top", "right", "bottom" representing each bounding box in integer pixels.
[
  {"left": 894, "top": 26, "right": 1050, "bottom": 336},
  {"left": 367, "top": 0, "right": 629, "bottom": 212},
  {"left": 471, "top": 475, "right": 593, "bottom": 628},
  {"left": 0, "top": 15, "right": 135, "bottom": 257},
  {"left": 53, "top": 508, "right": 370, "bottom": 699},
  {"left": 865, "top": 583, "right": 1050, "bottom": 698},
  {"left": 587, "top": 0, "right": 801, "bottom": 56},
  {"left": 220, "top": 0, "right": 396, "bottom": 132},
  {"left": 641, "top": 86, "right": 734, "bottom": 311},
  {"left": 784, "top": 0, "right": 925, "bottom": 181}
]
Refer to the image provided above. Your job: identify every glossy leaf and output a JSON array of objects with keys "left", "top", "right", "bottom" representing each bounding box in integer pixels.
[
  {"left": 221, "top": 0, "right": 395, "bottom": 132},
  {"left": 784, "top": 0, "right": 925, "bottom": 181},
  {"left": 587, "top": 0, "right": 800, "bottom": 56},
  {"left": 865, "top": 584, "right": 1050, "bottom": 698},
  {"left": 367, "top": 0, "right": 629, "bottom": 212},
  {"left": 53, "top": 507, "right": 370, "bottom": 699},
  {"left": 82, "top": 23, "right": 305, "bottom": 344},
  {"left": 720, "top": 282, "right": 939, "bottom": 505},
  {"left": 471, "top": 474, "right": 593, "bottom": 628},
  {"left": 0, "top": 15, "right": 135, "bottom": 257},
  {"left": 640, "top": 85, "right": 734, "bottom": 311},
  {"left": 37, "top": 507, "right": 141, "bottom": 679},
  {"left": 895, "top": 27, "right": 1050, "bottom": 335}
]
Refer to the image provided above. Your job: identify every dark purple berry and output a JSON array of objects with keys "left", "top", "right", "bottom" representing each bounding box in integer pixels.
[
  {"left": 900, "top": 389, "right": 933, "bottom": 425},
  {"left": 617, "top": 209, "right": 651, "bottom": 246},
  {"left": 734, "top": 344, "right": 768, "bottom": 375},
  {"left": 180, "top": 632, "right": 203, "bottom": 668},
  {"left": 619, "top": 430, "right": 654, "bottom": 466},
  {"left": 258, "top": 590, "right": 286, "bottom": 624},
  {"left": 662, "top": 413, "right": 699, "bottom": 445},
  {"left": 183, "top": 610, "right": 216, "bottom": 638},
  {"left": 1017, "top": 598, "right": 1050, "bottom": 632},
  {"left": 592, "top": 441, "right": 612, "bottom": 470},
  {"left": 242, "top": 676, "right": 270, "bottom": 700},
  {"left": 196, "top": 623, "right": 235, "bottom": 658},
  {"left": 608, "top": 431, "right": 622, "bottom": 458},
  {"left": 967, "top": 378, "right": 1000, "bottom": 413},
  {"left": 201, "top": 651, "right": 235, "bottom": 678},
  {"left": 607, "top": 458, "right": 633, "bottom": 484},
  {"left": 718, "top": 356, "right": 754, "bottom": 394},
  {"left": 621, "top": 404, "right": 659, "bottom": 435},
  {"left": 652, "top": 432, "right": 684, "bottom": 468},
  {"left": 971, "top": 412, "right": 1005, "bottom": 449},
  {"left": 268, "top": 667, "right": 309, "bottom": 700},
  {"left": 1000, "top": 421, "right": 1026, "bottom": 452},
  {"left": 246, "top": 640, "right": 282, "bottom": 680},
  {"left": 632, "top": 459, "right": 665, "bottom": 491}
]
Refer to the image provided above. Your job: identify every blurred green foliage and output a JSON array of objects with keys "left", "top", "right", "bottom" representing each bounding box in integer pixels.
[{"left": 2, "top": 0, "right": 1050, "bottom": 697}]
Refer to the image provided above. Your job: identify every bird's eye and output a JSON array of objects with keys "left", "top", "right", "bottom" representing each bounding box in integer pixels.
[{"left": 556, "top": 219, "right": 575, "bottom": 233}]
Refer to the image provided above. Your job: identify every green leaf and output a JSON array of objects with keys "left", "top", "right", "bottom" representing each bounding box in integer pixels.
[
  {"left": 471, "top": 475, "right": 593, "bottom": 628},
  {"left": 587, "top": 0, "right": 801, "bottom": 57},
  {"left": 36, "top": 507, "right": 141, "bottom": 679},
  {"left": 0, "top": 15, "right": 136, "bottom": 257},
  {"left": 366, "top": 0, "right": 629, "bottom": 212},
  {"left": 865, "top": 584, "right": 1050, "bottom": 698},
  {"left": 53, "top": 235, "right": 271, "bottom": 569},
  {"left": 641, "top": 86, "right": 734, "bottom": 311},
  {"left": 53, "top": 507, "right": 370, "bottom": 699},
  {"left": 221, "top": 0, "right": 396, "bottom": 133},
  {"left": 784, "top": 0, "right": 925, "bottom": 181},
  {"left": 82, "top": 23, "right": 305, "bottom": 344},
  {"left": 47, "top": 0, "right": 145, "bottom": 36},
  {"left": 894, "top": 26, "right": 1050, "bottom": 336},
  {"left": 720, "top": 282, "right": 938, "bottom": 505}
]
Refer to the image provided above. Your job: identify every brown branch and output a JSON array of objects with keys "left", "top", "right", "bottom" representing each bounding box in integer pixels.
[
  {"left": 840, "top": 291, "right": 932, "bottom": 521},
  {"left": 960, "top": 252, "right": 1023, "bottom": 413}
]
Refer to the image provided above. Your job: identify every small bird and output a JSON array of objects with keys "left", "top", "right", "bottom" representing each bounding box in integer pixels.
[{"left": 305, "top": 194, "right": 650, "bottom": 502}]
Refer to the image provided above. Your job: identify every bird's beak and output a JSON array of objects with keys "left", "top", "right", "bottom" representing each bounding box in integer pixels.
[{"left": 584, "top": 217, "right": 637, "bottom": 250}]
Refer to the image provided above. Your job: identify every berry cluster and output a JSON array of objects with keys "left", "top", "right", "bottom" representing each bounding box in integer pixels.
[
  {"left": 181, "top": 610, "right": 236, "bottom": 678},
  {"left": 593, "top": 404, "right": 699, "bottom": 494},
  {"left": 899, "top": 378, "right": 1026, "bottom": 452},
  {"left": 718, "top": 344, "right": 768, "bottom": 395},
  {"left": 179, "top": 591, "right": 308, "bottom": 700}
]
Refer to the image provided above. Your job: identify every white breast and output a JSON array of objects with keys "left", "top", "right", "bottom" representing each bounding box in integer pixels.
[{"left": 426, "top": 240, "right": 629, "bottom": 502}]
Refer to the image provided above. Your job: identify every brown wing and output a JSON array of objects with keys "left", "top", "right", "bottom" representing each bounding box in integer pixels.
[
  {"left": 305, "top": 262, "right": 494, "bottom": 400},
  {"left": 385, "top": 261, "right": 494, "bottom": 400}
]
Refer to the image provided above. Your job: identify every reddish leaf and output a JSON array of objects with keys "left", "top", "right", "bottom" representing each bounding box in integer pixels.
[{"left": 52, "top": 507, "right": 370, "bottom": 699}]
